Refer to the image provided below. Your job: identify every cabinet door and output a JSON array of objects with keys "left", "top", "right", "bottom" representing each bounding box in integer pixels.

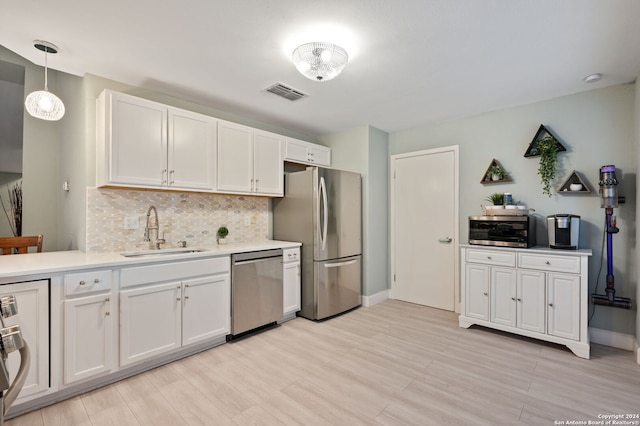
[
  {"left": 0, "top": 280, "right": 49, "bottom": 400},
  {"left": 168, "top": 109, "right": 217, "bottom": 191},
  {"left": 516, "top": 270, "right": 546, "bottom": 334},
  {"left": 547, "top": 273, "right": 580, "bottom": 341},
  {"left": 107, "top": 91, "right": 167, "bottom": 187},
  {"left": 182, "top": 275, "right": 230, "bottom": 346},
  {"left": 253, "top": 130, "right": 283, "bottom": 196},
  {"left": 217, "top": 121, "right": 253, "bottom": 193},
  {"left": 283, "top": 261, "right": 301, "bottom": 316},
  {"left": 64, "top": 293, "right": 115, "bottom": 384},
  {"left": 120, "top": 282, "right": 181, "bottom": 367},
  {"left": 284, "top": 138, "right": 310, "bottom": 163},
  {"left": 308, "top": 144, "right": 331, "bottom": 166},
  {"left": 465, "top": 264, "right": 489, "bottom": 320},
  {"left": 490, "top": 267, "right": 516, "bottom": 327}
]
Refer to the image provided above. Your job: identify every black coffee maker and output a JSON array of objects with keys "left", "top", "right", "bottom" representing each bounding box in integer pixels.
[{"left": 547, "top": 214, "right": 580, "bottom": 249}]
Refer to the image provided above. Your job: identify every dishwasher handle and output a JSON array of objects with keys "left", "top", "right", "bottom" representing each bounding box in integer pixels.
[
  {"left": 233, "top": 257, "right": 282, "bottom": 267},
  {"left": 232, "top": 249, "right": 283, "bottom": 264}
]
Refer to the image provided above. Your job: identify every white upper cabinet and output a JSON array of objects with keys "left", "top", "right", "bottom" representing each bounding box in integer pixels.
[
  {"left": 217, "top": 121, "right": 283, "bottom": 196},
  {"left": 97, "top": 90, "right": 216, "bottom": 191},
  {"left": 284, "top": 138, "right": 331, "bottom": 167}
]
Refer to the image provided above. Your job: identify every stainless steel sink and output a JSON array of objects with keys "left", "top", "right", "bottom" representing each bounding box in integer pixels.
[{"left": 120, "top": 248, "right": 209, "bottom": 258}]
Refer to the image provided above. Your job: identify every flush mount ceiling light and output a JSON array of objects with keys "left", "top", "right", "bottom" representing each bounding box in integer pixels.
[
  {"left": 584, "top": 73, "right": 602, "bottom": 83},
  {"left": 25, "top": 40, "right": 65, "bottom": 121},
  {"left": 292, "top": 42, "right": 348, "bottom": 82}
]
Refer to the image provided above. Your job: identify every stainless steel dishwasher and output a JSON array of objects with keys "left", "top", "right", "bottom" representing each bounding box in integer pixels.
[{"left": 229, "top": 249, "right": 283, "bottom": 339}]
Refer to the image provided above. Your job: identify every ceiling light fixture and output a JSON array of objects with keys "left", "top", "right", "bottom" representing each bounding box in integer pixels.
[
  {"left": 25, "top": 40, "right": 65, "bottom": 121},
  {"left": 584, "top": 73, "right": 602, "bottom": 83},
  {"left": 292, "top": 42, "right": 348, "bottom": 82}
]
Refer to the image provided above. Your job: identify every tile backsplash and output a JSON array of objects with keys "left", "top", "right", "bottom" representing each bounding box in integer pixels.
[{"left": 86, "top": 188, "right": 269, "bottom": 253}]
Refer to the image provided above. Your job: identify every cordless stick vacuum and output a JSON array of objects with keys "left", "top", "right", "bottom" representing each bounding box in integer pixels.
[{"left": 591, "top": 165, "right": 631, "bottom": 309}]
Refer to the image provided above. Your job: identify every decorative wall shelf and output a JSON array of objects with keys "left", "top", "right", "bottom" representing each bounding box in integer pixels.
[
  {"left": 480, "top": 158, "right": 512, "bottom": 184},
  {"left": 523, "top": 124, "right": 567, "bottom": 157},
  {"left": 558, "top": 170, "right": 591, "bottom": 193}
]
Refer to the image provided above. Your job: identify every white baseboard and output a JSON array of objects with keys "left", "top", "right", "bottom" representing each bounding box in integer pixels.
[
  {"left": 589, "top": 327, "right": 635, "bottom": 351},
  {"left": 362, "top": 289, "right": 389, "bottom": 307},
  {"left": 635, "top": 339, "right": 640, "bottom": 365}
]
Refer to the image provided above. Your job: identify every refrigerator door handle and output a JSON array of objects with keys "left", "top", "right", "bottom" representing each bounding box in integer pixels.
[
  {"left": 323, "top": 259, "right": 359, "bottom": 268},
  {"left": 319, "top": 176, "right": 328, "bottom": 251}
]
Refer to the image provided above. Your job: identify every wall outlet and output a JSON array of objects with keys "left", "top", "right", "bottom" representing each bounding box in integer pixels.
[{"left": 124, "top": 216, "right": 139, "bottom": 230}]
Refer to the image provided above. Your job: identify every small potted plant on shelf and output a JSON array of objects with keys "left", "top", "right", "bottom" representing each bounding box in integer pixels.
[
  {"left": 486, "top": 165, "right": 505, "bottom": 181},
  {"left": 535, "top": 136, "right": 560, "bottom": 197},
  {"left": 216, "top": 225, "right": 229, "bottom": 244},
  {"left": 485, "top": 193, "right": 504, "bottom": 206}
]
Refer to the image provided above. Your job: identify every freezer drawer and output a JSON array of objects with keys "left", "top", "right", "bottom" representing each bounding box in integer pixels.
[{"left": 312, "top": 255, "right": 361, "bottom": 320}]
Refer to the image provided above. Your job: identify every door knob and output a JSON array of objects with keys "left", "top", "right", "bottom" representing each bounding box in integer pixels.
[{"left": 438, "top": 237, "right": 452, "bottom": 243}]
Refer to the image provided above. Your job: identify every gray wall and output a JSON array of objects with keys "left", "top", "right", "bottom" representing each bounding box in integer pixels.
[
  {"left": 636, "top": 76, "right": 640, "bottom": 360},
  {"left": 390, "top": 84, "right": 637, "bottom": 337},
  {"left": 319, "top": 126, "right": 390, "bottom": 297}
]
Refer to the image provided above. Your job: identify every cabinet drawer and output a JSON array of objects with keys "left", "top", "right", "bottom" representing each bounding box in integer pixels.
[
  {"left": 466, "top": 249, "right": 515, "bottom": 267},
  {"left": 65, "top": 270, "right": 113, "bottom": 296},
  {"left": 120, "top": 256, "right": 230, "bottom": 288},
  {"left": 283, "top": 248, "right": 300, "bottom": 263},
  {"left": 518, "top": 253, "right": 580, "bottom": 274}
]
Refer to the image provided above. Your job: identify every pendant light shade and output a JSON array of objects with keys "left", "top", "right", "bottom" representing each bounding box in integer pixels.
[
  {"left": 25, "top": 41, "right": 65, "bottom": 121},
  {"left": 292, "top": 42, "right": 348, "bottom": 82}
]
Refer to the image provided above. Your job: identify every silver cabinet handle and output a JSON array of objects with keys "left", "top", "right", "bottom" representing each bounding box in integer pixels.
[
  {"left": 79, "top": 280, "right": 86, "bottom": 286},
  {"left": 438, "top": 237, "right": 452, "bottom": 243},
  {"left": 483, "top": 292, "right": 488, "bottom": 296}
]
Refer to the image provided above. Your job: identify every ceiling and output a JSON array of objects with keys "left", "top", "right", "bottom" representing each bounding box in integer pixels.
[{"left": 3, "top": 0, "right": 640, "bottom": 138}]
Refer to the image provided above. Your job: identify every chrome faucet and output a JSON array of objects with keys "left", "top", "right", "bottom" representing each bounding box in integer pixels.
[{"left": 144, "top": 205, "right": 166, "bottom": 249}]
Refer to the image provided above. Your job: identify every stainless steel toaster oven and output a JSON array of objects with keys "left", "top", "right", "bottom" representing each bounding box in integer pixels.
[{"left": 468, "top": 216, "right": 536, "bottom": 248}]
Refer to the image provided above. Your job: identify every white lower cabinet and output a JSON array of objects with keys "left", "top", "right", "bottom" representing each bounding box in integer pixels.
[
  {"left": 460, "top": 246, "right": 590, "bottom": 359},
  {"left": 0, "top": 280, "right": 49, "bottom": 401},
  {"left": 119, "top": 257, "right": 230, "bottom": 367},
  {"left": 282, "top": 248, "right": 301, "bottom": 319},
  {"left": 63, "top": 269, "right": 116, "bottom": 385}
]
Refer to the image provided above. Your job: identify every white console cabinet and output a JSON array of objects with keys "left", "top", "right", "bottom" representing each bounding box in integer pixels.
[{"left": 460, "top": 245, "right": 591, "bottom": 359}]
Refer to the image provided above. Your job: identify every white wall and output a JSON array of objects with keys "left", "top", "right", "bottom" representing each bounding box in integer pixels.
[{"left": 390, "top": 84, "right": 637, "bottom": 337}]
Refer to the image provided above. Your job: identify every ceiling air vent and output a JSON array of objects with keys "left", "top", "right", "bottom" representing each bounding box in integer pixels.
[{"left": 265, "top": 82, "right": 308, "bottom": 101}]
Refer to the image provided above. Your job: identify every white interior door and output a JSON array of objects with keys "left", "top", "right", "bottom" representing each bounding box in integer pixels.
[{"left": 391, "top": 146, "right": 458, "bottom": 311}]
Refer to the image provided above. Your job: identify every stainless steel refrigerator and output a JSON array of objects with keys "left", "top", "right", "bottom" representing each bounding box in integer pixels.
[{"left": 273, "top": 167, "right": 362, "bottom": 320}]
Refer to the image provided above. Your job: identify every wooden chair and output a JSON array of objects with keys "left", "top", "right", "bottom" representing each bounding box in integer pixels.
[{"left": 0, "top": 235, "right": 44, "bottom": 255}]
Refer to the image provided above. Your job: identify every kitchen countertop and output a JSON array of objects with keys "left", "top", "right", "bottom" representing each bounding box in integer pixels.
[
  {"left": 460, "top": 244, "right": 592, "bottom": 256},
  {"left": 0, "top": 240, "right": 301, "bottom": 281}
]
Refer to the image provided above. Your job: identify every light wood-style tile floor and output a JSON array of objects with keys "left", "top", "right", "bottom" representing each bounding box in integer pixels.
[{"left": 6, "top": 300, "right": 640, "bottom": 425}]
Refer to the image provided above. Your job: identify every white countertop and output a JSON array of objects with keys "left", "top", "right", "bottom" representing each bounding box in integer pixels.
[
  {"left": 460, "top": 244, "right": 592, "bottom": 256},
  {"left": 0, "top": 240, "right": 301, "bottom": 281}
]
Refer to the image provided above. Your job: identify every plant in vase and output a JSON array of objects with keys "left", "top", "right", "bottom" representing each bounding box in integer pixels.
[
  {"left": 1, "top": 181, "right": 22, "bottom": 236},
  {"left": 486, "top": 165, "right": 504, "bottom": 181},
  {"left": 535, "top": 136, "right": 560, "bottom": 197},
  {"left": 484, "top": 193, "right": 504, "bottom": 206},
  {"left": 216, "top": 226, "right": 229, "bottom": 244}
]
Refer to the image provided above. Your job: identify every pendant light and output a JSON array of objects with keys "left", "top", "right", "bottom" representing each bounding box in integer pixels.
[
  {"left": 292, "top": 42, "right": 348, "bottom": 82},
  {"left": 25, "top": 41, "right": 65, "bottom": 121}
]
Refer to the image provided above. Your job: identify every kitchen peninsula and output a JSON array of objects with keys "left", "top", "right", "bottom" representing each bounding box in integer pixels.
[{"left": 0, "top": 240, "right": 300, "bottom": 418}]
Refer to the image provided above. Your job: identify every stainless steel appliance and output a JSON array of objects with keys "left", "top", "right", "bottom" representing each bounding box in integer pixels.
[
  {"left": 273, "top": 167, "right": 362, "bottom": 320},
  {"left": 468, "top": 215, "right": 536, "bottom": 248},
  {"left": 0, "top": 295, "right": 30, "bottom": 424},
  {"left": 229, "top": 249, "right": 283, "bottom": 338},
  {"left": 547, "top": 214, "right": 580, "bottom": 250}
]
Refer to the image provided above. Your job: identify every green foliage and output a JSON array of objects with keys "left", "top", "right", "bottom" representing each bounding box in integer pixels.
[
  {"left": 486, "top": 165, "right": 504, "bottom": 179},
  {"left": 216, "top": 226, "right": 229, "bottom": 239},
  {"left": 484, "top": 192, "right": 504, "bottom": 206},
  {"left": 536, "top": 136, "right": 560, "bottom": 197}
]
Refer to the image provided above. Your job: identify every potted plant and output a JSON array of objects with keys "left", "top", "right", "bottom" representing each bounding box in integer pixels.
[
  {"left": 484, "top": 193, "right": 504, "bottom": 206},
  {"left": 216, "top": 225, "right": 229, "bottom": 244},
  {"left": 535, "top": 136, "right": 560, "bottom": 197},
  {"left": 486, "top": 165, "right": 504, "bottom": 181}
]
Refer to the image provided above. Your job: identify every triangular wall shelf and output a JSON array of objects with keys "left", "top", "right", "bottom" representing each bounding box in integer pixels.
[
  {"left": 558, "top": 170, "right": 591, "bottom": 193},
  {"left": 480, "top": 158, "right": 512, "bottom": 184},
  {"left": 523, "top": 124, "right": 567, "bottom": 157}
]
